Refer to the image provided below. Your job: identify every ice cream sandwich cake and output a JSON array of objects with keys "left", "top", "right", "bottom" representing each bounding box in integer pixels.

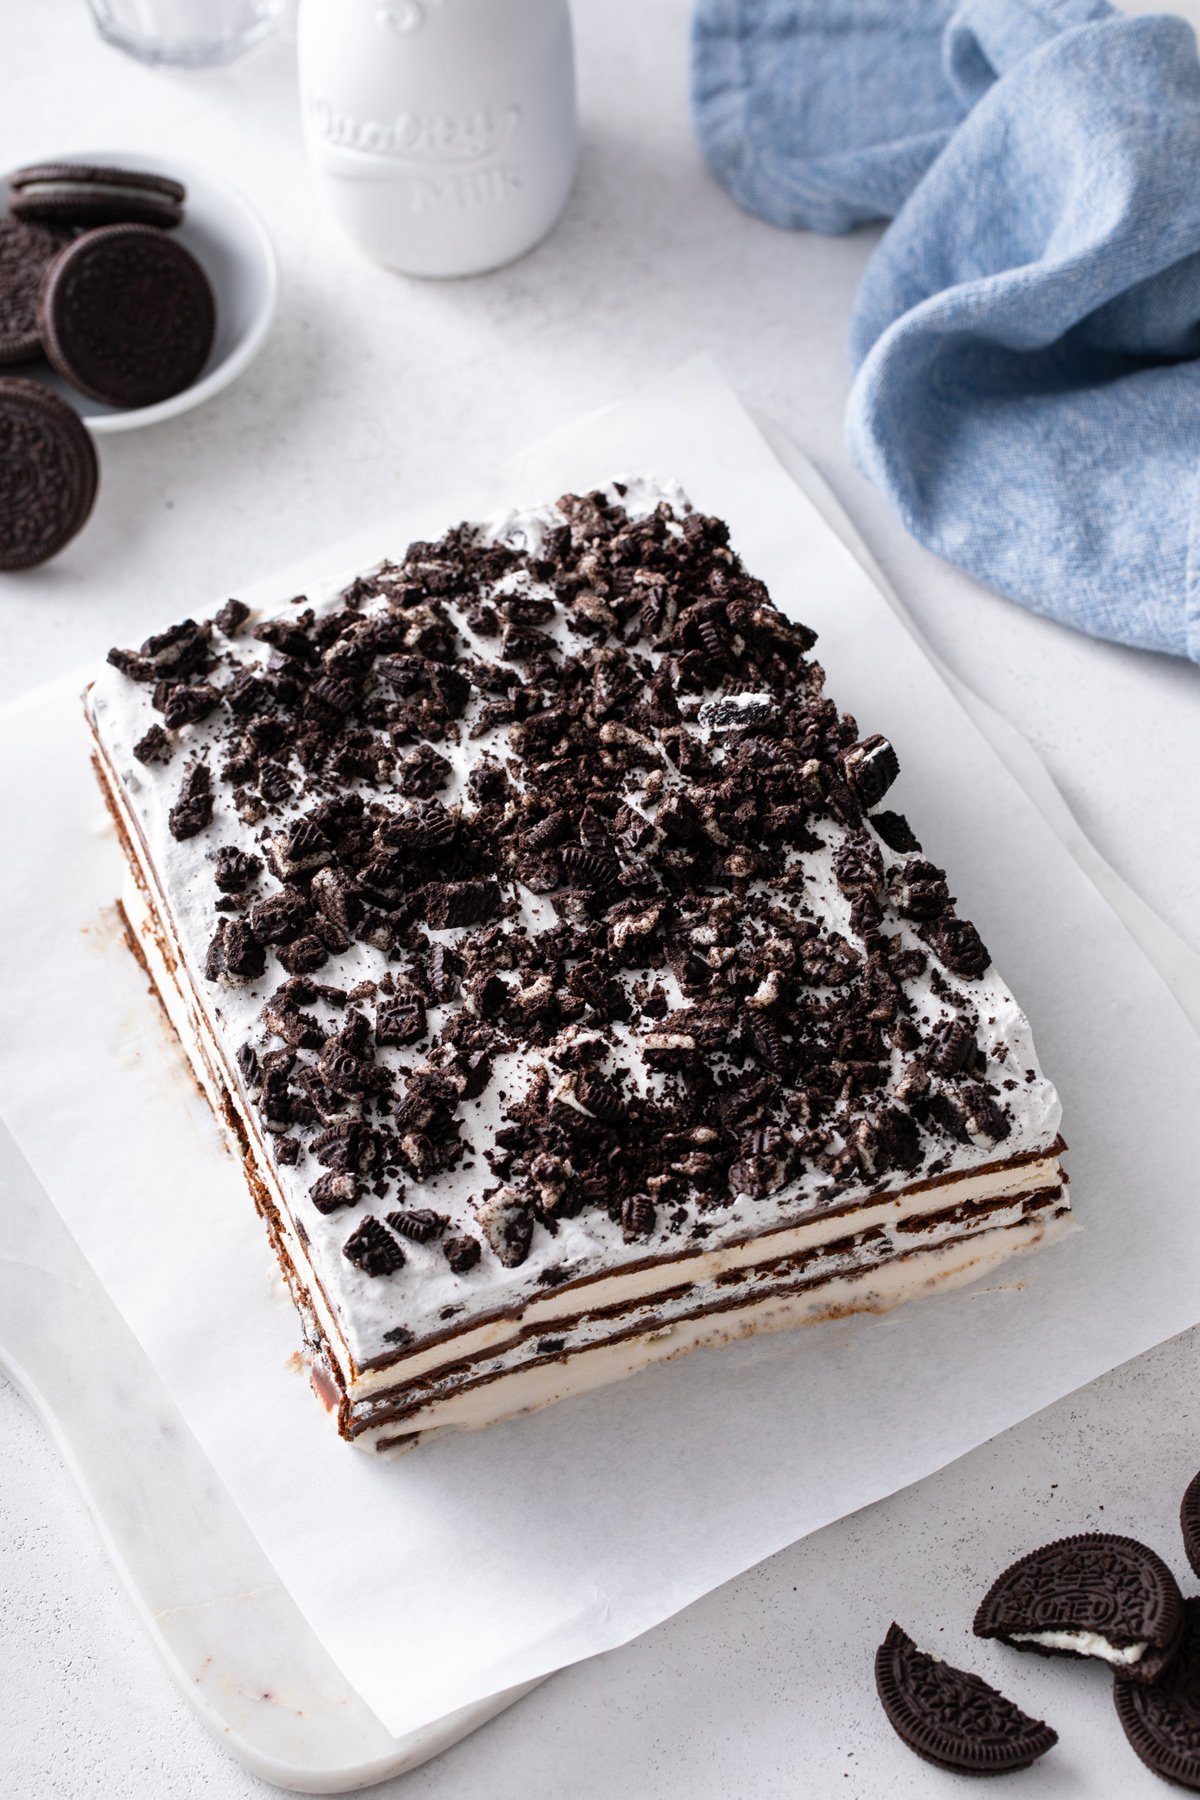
[{"left": 86, "top": 480, "right": 1067, "bottom": 1452}]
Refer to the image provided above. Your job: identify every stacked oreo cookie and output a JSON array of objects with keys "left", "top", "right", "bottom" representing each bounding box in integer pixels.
[
  {"left": 877, "top": 1474, "right": 1200, "bottom": 1786},
  {"left": 0, "top": 161, "right": 216, "bottom": 569}
]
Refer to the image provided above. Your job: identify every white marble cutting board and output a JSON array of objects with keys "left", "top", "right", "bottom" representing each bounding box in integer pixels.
[{"left": 0, "top": 1124, "right": 536, "bottom": 1793}]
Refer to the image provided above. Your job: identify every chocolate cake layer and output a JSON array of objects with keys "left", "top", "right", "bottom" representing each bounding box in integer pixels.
[{"left": 87, "top": 478, "right": 1067, "bottom": 1449}]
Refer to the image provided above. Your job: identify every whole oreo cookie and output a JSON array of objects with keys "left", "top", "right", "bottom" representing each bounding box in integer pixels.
[
  {"left": 39, "top": 223, "right": 215, "bottom": 409},
  {"left": 1116, "top": 1597, "right": 1200, "bottom": 1792},
  {"left": 875, "top": 1622, "right": 1057, "bottom": 1776},
  {"left": 10, "top": 162, "right": 185, "bottom": 230},
  {"left": 974, "top": 1533, "right": 1184, "bottom": 1685},
  {"left": 0, "top": 377, "right": 98, "bottom": 569},
  {"left": 1181, "top": 1469, "right": 1200, "bottom": 1580},
  {"left": 0, "top": 216, "right": 73, "bottom": 365}
]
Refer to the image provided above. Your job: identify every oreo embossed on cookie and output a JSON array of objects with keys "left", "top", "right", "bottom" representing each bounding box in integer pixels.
[
  {"left": 0, "top": 376, "right": 98, "bottom": 569},
  {"left": 875, "top": 1622, "right": 1057, "bottom": 1776},
  {"left": 1116, "top": 1597, "right": 1200, "bottom": 1792},
  {"left": 10, "top": 161, "right": 186, "bottom": 230},
  {"left": 39, "top": 223, "right": 215, "bottom": 408},
  {"left": 973, "top": 1533, "right": 1185, "bottom": 1684},
  {"left": 0, "top": 216, "right": 72, "bottom": 365}
]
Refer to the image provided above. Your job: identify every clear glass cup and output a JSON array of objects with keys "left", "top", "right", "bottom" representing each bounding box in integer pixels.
[{"left": 86, "top": 0, "right": 288, "bottom": 67}]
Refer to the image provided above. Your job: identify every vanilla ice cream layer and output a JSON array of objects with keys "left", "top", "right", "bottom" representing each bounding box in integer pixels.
[
  {"left": 351, "top": 1187, "right": 1067, "bottom": 1434},
  {"left": 363, "top": 1205, "right": 1072, "bottom": 1452}
]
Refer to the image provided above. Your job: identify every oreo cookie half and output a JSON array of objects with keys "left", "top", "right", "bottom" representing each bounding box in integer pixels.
[
  {"left": 10, "top": 162, "right": 185, "bottom": 230},
  {"left": 1181, "top": 1469, "right": 1200, "bottom": 1580},
  {"left": 869, "top": 808, "right": 922, "bottom": 855},
  {"left": 39, "top": 223, "right": 215, "bottom": 409},
  {"left": 0, "top": 377, "right": 98, "bottom": 569},
  {"left": 974, "top": 1533, "right": 1184, "bottom": 1685},
  {"left": 0, "top": 216, "right": 73, "bottom": 365},
  {"left": 875, "top": 1622, "right": 1057, "bottom": 1776},
  {"left": 1115, "top": 1597, "right": 1200, "bottom": 1793}
]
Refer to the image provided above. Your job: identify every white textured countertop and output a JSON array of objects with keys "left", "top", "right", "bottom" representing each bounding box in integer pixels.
[{"left": 4, "top": 1, "right": 1200, "bottom": 1795}]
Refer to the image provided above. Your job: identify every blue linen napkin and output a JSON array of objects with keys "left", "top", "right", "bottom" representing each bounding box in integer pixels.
[{"left": 692, "top": 0, "right": 1200, "bottom": 663}]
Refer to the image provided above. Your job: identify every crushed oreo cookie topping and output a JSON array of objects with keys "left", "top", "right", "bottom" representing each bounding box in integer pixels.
[
  {"left": 96, "top": 479, "right": 1057, "bottom": 1365},
  {"left": 168, "top": 762, "right": 213, "bottom": 841},
  {"left": 343, "top": 1215, "right": 406, "bottom": 1277}
]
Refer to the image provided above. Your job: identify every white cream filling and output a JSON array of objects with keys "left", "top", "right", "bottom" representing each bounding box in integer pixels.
[
  {"left": 1010, "top": 1629, "right": 1147, "bottom": 1666},
  {"left": 19, "top": 178, "right": 177, "bottom": 208}
]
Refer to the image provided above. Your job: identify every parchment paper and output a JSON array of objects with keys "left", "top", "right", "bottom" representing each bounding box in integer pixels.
[{"left": 3, "top": 359, "right": 1199, "bottom": 1739}]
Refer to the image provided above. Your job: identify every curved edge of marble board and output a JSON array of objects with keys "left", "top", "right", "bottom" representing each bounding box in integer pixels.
[{"left": 0, "top": 1128, "right": 538, "bottom": 1792}]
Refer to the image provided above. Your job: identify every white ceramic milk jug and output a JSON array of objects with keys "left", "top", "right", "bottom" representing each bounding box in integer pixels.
[{"left": 297, "top": 0, "right": 577, "bottom": 278}]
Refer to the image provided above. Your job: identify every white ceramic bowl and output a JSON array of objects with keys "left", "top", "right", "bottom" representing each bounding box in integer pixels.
[{"left": 0, "top": 149, "right": 278, "bottom": 433}]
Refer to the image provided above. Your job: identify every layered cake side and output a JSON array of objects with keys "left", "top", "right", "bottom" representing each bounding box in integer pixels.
[{"left": 86, "top": 479, "right": 1068, "bottom": 1452}]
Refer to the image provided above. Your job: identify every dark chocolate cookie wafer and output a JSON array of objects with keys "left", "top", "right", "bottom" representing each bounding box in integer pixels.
[
  {"left": 0, "top": 377, "right": 98, "bottom": 569},
  {"left": 1116, "top": 1597, "right": 1200, "bottom": 1792},
  {"left": 0, "top": 216, "right": 72, "bottom": 364},
  {"left": 875, "top": 1622, "right": 1057, "bottom": 1776},
  {"left": 974, "top": 1533, "right": 1184, "bottom": 1684},
  {"left": 39, "top": 223, "right": 215, "bottom": 409},
  {"left": 10, "top": 162, "right": 185, "bottom": 229},
  {"left": 1181, "top": 1470, "right": 1200, "bottom": 1580}
]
